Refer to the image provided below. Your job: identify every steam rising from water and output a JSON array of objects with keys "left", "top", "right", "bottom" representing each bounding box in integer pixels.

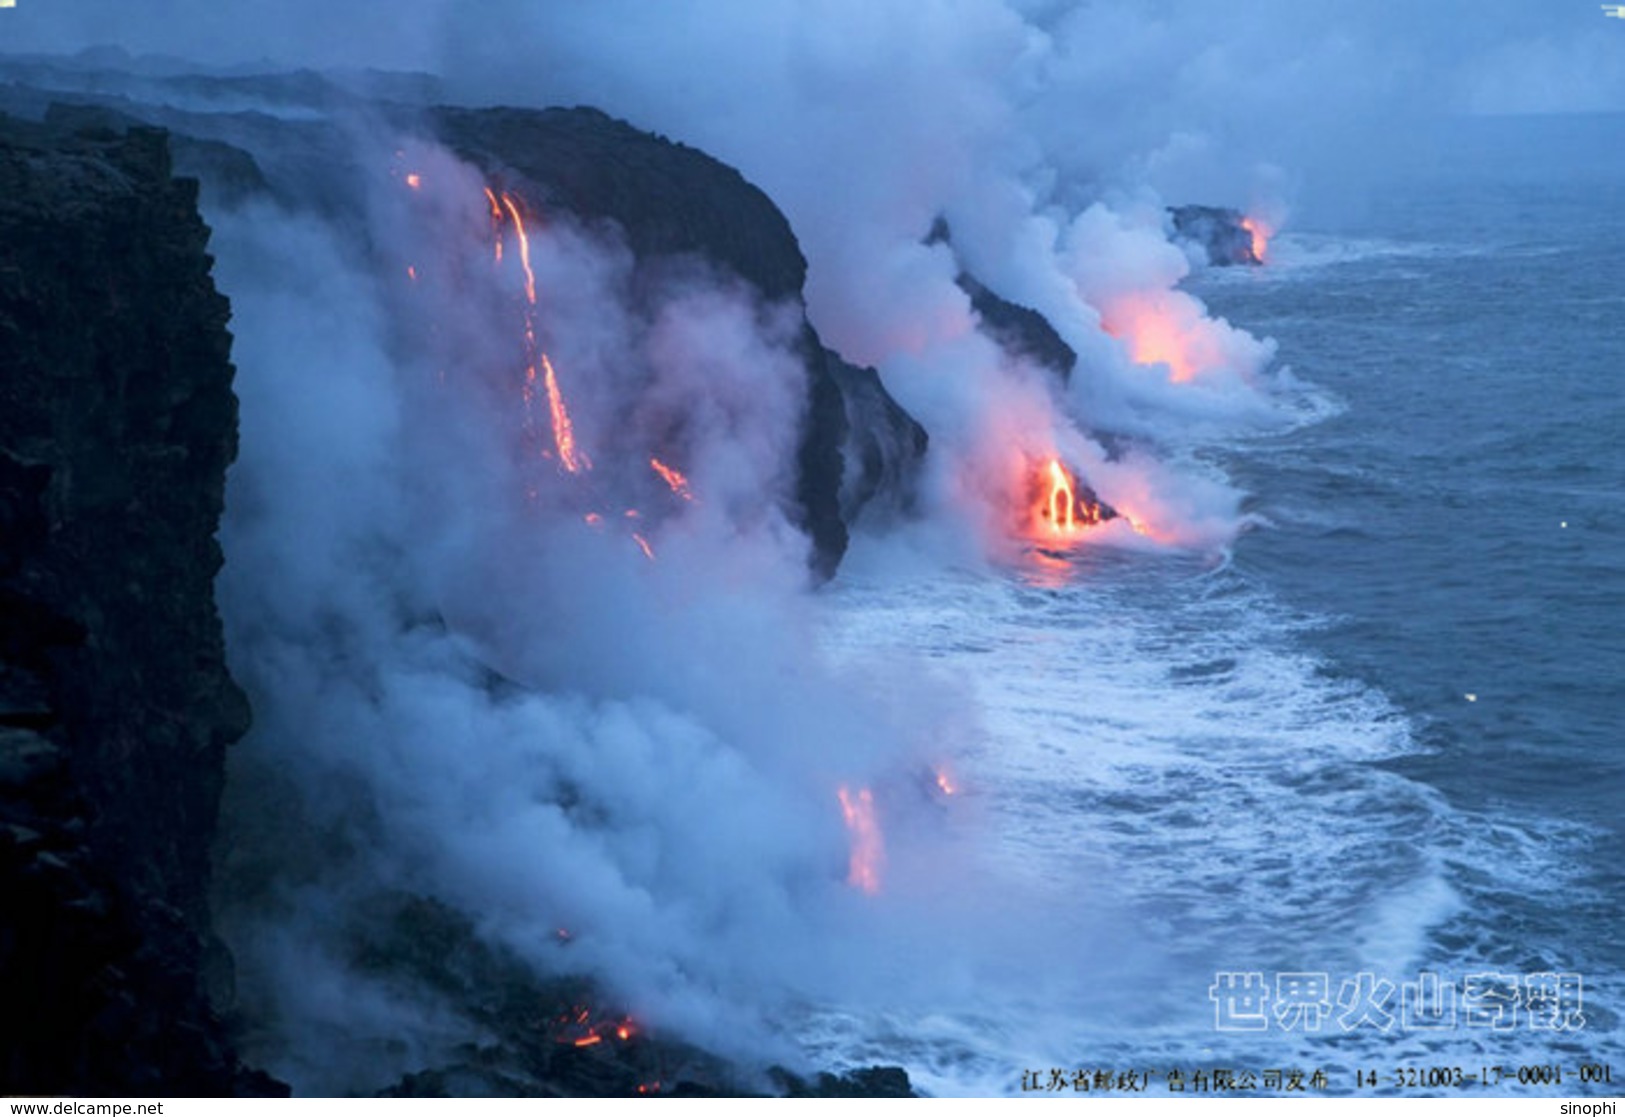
[{"left": 19, "top": 0, "right": 1619, "bottom": 1095}]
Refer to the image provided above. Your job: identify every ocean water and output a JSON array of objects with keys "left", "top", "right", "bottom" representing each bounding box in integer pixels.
[{"left": 813, "top": 115, "right": 1625, "bottom": 1097}]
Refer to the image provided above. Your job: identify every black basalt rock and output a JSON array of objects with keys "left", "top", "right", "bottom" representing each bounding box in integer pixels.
[
  {"left": 824, "top": 350, "right": 928, "bottom": 527},
  {"left": 927, "top": 217, "right": 1077, "bottom": 383},
  {"left": 0, "top": 114, "right": 279, "bottom": 1096}
]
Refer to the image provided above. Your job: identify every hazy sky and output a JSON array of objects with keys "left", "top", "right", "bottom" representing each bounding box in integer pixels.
[{"left": 4, "top": 0, "right": 1622, "bottom": 119}]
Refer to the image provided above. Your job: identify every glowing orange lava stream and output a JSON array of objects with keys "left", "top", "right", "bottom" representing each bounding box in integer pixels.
[
  {"left": 1029, "top": 456, "right": 1108, "bottom": 543},
  {"left": 555, "top": 1006, "right": 639, "bottom": 1049},
  {"left": 837, "top": 786, "right": 883, "bottom": 895},
  {"left": 470, "top": 183, "right": 682, "bottom": 556},
  {"left": 499, "top": 192, "right": 537, "bottom": 306},
  {"left": 540, "top": 353, "right": 584, "bottom": 474},
  {"left": 1240, "top": 215, "right": 1271, "bottom": 263},
  {"left": 486, "top": 188, "right": 588, "bottom": 474},
  {"left": 649, "top": 457, "right": 694, "bottom": 501},
  {"left": 1046, "top": 459, "right": 1076, "bottom": 535}
]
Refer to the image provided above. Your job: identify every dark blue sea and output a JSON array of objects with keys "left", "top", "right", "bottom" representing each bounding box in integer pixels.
[{"left": 818, "top": 113, "right": 1625, "bottom": 1096}]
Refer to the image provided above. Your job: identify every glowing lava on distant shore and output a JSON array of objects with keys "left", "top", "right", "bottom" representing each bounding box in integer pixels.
[
  {"left": 1240, "top": 215, "right": 1271, "bottom": 264},
  {"left": 837, "top": 786, "right": 883, "bottom": 895}
]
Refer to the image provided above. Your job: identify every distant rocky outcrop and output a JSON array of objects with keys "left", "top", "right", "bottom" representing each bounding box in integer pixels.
[
  {"left": 0, "top": 115, "right": 280, "bottom": 1095},
  {"left": 1167, "top": 204, "right": 1261, "bottom": 267}
]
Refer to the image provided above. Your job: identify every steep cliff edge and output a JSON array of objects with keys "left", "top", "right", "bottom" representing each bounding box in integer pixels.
[{"left": 0, "top": 116, "right": 276, "bottom": 1095}]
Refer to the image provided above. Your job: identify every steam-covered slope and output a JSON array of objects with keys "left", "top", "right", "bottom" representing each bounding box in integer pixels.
[
  {"left": 0, "top": 68, "right": 931, "bottom": 575},
  {"left": 427, "top": 105, "right": 859, "bottom": 573},
  {"left": 0, "top": 116, "right": 277, "bottom": 1096}
]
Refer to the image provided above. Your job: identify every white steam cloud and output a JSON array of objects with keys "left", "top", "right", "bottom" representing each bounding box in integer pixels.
[
  {"left": 11, "top": 0, "right": 1620, "bottom": 1093},
  {"left": 208, "top": 141, "right": 1008, "bottom": 1091}
]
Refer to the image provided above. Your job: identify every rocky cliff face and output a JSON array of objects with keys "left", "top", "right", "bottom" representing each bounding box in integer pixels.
[
  {"left": 823, "top": 351, "right": 928, "bottom": 527},
  {"left": 0, "top": 82, "right": 926, "bottom": 1096},
  {"left": 0, "top": 116, "right": 275, "bottom": 1095},
  {"left": 926, "top": 219, "right": 1077, "bottom": 384},
  {"left": 428, "top": 105, "right": 921, "bottom": 576},
  {"left": 0, "top": 77, "right": 929, "bottom": 577}
]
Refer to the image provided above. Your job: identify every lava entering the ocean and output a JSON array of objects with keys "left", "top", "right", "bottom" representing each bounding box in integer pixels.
[
  {"left": 1240, "top": 215, "right": 1271, "bottom": 264},
  {"left": 1026, "top": 456, "right": 1112, "bottom": 544},
  {"left": 1099, "top": 294, "right": 1213, "bottom": 383},
  {"left": 837, "top": 786, "right": 883, "bottom": 895}
]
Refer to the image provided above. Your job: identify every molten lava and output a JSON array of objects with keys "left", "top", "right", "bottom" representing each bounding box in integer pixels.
[
  {"left": 540, "top": 353, "right": 585, "bottom": 474},
  {"left": 1028, "top": 457, "right": 1109, "bottom": 543},
  {"left": 486, "top": 188, "right": 589, "bottom": 474},
  {"left": 469, "top": 183, "right": 687, "bottom": 556},
  {"left": 837, "top": 786, "right": 883, "bottom": 895},
  {"left": 499, "top": 192, "right": 537, "bottom": 306},
  {"left": 482, "top": 187, "right": 504, "bottom": 262},
  {"left": 649, "top": 457, "right": 694, "bottom": 501},
  {"left": 555, "top": 1006, "right": 640, "bottom": 1049},
  {"left": 1240, "top": 215, "right": 1271, "bottom": 263},
  {"left": 1046, "top": 459, "right": 1077, "bottom": 534}
]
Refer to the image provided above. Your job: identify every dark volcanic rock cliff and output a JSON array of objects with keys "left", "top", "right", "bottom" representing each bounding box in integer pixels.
[
  {"left": 0, "top": 88, "right": 925, "bottom": 1097},
  {"left": 0, "top": 86, "right": 928, "bottom": 577},
  {"left": 926, "top": 219, "right": 1076, "bottom": 383},
  {"left": 824, "top": 351, "right": 927, "bottom": 526},
  {"left": 956, "top": 271, "right": 1077, "bottom": 382},
  {"left": 430, "top": 106, "right": 925, "bottom": 574},
  {"left": 0, "top": 116, "right": 274, "bottom": 1095},
  {"left": 430, "top": 106, "right": 807, "bottom": 304}
]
